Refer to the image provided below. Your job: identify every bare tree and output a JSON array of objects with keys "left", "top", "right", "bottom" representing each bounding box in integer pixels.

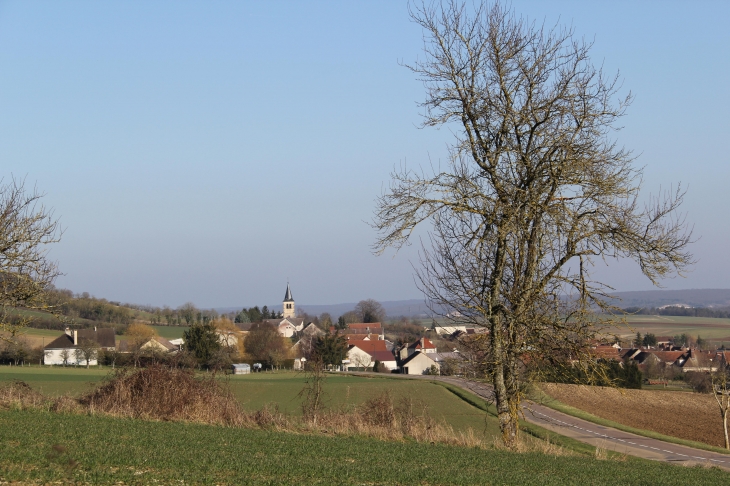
[
  {"left": 59, "top": 348, "right": 70, "bottom": 367},
  {"left": 0, "top": 178, "right": 63, "bottom": 344},
  {"left": 354, "top": 299, "right": 386, "bottom": 323},
  {"left": 712, "top": 365, "right": 730, "bottom": 450},
  {"left": 74, "top": 338, "right": 99, "bottom": 369},
  {"left": 373, "top": 1, "right": 693, "bottom": 447}
]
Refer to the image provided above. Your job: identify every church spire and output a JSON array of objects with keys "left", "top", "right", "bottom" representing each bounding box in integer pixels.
[{"left": 283, "top": 283, "right": 295, "bottom": 318}]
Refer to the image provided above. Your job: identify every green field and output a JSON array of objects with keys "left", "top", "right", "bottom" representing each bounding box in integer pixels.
[
  {"left": 421, "top": 314, "right": 730, "bottom": 343},
  {"left": 0, "top": 366, "right": 108, "bottom": 396},
  {"left": 0, "top": 409, "right": 727, "bottom": 485},
  {"left": 602, "top": 314, "right": 730, "bottom": 342},
  {"left": 0, "top": 367, "right": 496, "bottom": 437},
  {"left": 150, "top": 325, "right": 188, "bottom": 339}
]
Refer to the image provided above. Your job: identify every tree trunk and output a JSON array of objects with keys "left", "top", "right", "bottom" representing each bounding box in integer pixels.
[{"left": 722, "top": 407, "right": 730, "bottom": 450}]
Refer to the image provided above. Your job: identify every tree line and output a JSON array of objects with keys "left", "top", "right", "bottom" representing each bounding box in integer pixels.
[{"left": 623, "top": 306, "right": 730, "bottom": 319}]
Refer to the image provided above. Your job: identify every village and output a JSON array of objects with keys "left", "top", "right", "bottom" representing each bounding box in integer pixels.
[{"left": 33, "top": 284, "right": 730, "bottom": 392}]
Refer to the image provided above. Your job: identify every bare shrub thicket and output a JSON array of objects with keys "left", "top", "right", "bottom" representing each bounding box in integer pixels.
[
  {"left": 79, "top": 365, "right": 243, "bottom": 426},
  {"left": 0, "top": 380, "right": 80, "bottom": 413}
]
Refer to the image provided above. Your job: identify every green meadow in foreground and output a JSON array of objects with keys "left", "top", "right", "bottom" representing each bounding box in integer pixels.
[
  {"left": 0, "top": 409, "right": 726, "bottom": 485},
  {"left": 0, "top": 367, "right": 498, "bottom": 437}
]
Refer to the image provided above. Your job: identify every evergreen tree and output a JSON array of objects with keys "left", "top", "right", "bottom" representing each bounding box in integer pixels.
[
  {"left": 634, "top": 332, "right": 643, "bottom": 348},
  {"left": 313, "top": 332, "right": 348, "bottom": 367},
  {"left": 183, "top": 322, "right": 221, "bottom": 366}
]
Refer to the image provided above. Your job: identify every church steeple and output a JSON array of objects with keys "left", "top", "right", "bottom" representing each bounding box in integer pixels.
[{"left": 283, "top": 283, "right": 295, "bottom": 318}]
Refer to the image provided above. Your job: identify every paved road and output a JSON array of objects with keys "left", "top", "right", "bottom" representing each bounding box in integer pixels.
[{"left": 345, "top": 372, "right": 730, "bottom": 470}]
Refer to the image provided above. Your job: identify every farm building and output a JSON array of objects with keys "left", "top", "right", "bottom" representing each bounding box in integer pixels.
[{"left": 232, "top": 363, "right": 251, "bottom": 374}]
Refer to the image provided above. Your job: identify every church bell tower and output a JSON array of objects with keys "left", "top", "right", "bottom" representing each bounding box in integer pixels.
[{"left": 283, "top": 283, "right": 295, "bottom": 318}]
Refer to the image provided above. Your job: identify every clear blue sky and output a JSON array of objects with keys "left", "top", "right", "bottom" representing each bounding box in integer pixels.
[{"left": 1, "top": 1, "right": 728, "bottom": 309}]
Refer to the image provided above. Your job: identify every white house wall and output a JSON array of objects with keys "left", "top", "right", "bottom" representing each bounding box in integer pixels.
[{"left": 44, "top": 349, "right": 98, "bottom": 366}]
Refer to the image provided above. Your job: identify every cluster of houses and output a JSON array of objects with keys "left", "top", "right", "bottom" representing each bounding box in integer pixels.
[{"left": 588, "top": 339, "right": 730, "bottom": 374}]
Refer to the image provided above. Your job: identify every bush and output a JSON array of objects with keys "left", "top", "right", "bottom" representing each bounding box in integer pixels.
[
  {"left": 686, "top": 371, "right": 712, "bottom": 393},
  {"left": 79, "top": 365, "right": 243, "bottom": 425}
]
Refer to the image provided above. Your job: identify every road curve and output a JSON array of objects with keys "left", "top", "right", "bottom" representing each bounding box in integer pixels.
[{"left": 344, "top": 372, "right": 730, "bottom": 470}]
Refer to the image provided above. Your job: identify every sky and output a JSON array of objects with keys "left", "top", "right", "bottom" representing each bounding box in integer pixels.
[{"left": 1, "top": 1, "right": 728, "bottom": 309}]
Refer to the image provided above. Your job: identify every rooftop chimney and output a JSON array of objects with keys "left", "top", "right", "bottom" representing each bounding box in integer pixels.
[
  {"left": 65, "top": 327, "right": 71, "bottom": 337},
  {"left": 73, "top": 330, "right": 78, "bottom": 346},
  {"left": 420, "top": 337, "right": 425, "bottom": 348}
]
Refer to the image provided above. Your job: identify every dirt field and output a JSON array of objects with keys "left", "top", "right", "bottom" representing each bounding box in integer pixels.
[{"left": 539, "top": 383, "right": 725, "bottom": 448}]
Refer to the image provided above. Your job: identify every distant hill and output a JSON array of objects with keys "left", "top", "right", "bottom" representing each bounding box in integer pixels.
[
  {"left": 216, "top": 289, "right": 730, "bottom": 321},
  {"left": 216, "top": 299, "right": 434, "bottom": 320},
  {"left": 605, "top": 289, "right": 730, "bottom": 309}
]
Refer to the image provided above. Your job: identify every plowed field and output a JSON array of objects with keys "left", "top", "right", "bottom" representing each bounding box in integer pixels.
[{"left": 540, "top": 383, "right": 724, "bottom": 448}]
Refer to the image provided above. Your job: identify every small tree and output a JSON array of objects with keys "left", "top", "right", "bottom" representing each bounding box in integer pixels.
[
  {"left": 244, "top": 322, "right": 287, "bottom": 367},
  {"left": 354, "top": 299, "right": 386, "bottom": 323},
  {"left": 74, "top": 338, "right": 99, "bottom": 369},
  {"left": 59, "top": 348, "right": 70, "bottom": 367},
  {"left": 183, "top": 322, "right": 221, "bottom": 367},
  {"left": 0, "top": 178, "right": 63, "bottom": 344},
  {"left": 642, "top": 333, "right": 657, "bottom": 348},
  {"left": 697, "top": 335, "right": 706, "bottom": 351},
  {"left": 298, "top": 355, "right": 326, "bottom": 426},
  {"left": 712, "top": 365, "right": 730, "bottom": 450},
  {"left": 634, "top": 332, "right": 644, "bottom": 348},
  {"left": 313, "top": 332, "right": 348, "bottom": 368}
]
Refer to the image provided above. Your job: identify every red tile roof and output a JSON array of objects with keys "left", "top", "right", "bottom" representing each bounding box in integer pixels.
[{"left": 348, "top": 340, "right": 389, "bottom": 354}]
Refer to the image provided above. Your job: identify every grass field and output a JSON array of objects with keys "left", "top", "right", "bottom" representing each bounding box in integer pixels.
[
  {"left": 604, "top": 314, "right": 730, "bottom": 342},
  {"left": 1, "top": 409, "right": 727, "bottom": 485},
  {"left": 0, "top": 367, "right": 497, "bottom": 437}
]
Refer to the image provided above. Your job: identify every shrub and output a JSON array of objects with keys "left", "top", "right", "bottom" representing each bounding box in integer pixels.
[{"left": 79, "top": 365, "right": 243, "bottom": 425}]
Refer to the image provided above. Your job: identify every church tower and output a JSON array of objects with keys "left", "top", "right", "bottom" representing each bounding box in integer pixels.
[{"left": 283, "top": 283, "right": 295, "bottom": 318}]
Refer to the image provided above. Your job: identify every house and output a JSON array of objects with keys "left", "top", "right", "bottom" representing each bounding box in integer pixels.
[
  {"left": 675, "top": 349, "right": 718, "bottom": 373},
  {"left": 399, "top": 337, "right": 437, "bottom": 360},
  {"left": 140, "top": 336, "right": 178, "bottom": 354},
  {"left": 44, "top": 328, "right": 116, "bottom": 366},
  {"left": 295, "top": 323, "right": 325, "bottom": 360},
  {"left": 261, "top": 317, "right": 306, "bottom": 338},
  {"left": 169, "top": 338, "right": 184, "bottom": 349},
  {"left": 346, "top": 339, "right": 396, "bottom": 370},
  {"left": 330, "top": 322, "right": 384, "bottom": 340},
  {"left": 400, "top": 351, "right": 440, "bottom": 375}
]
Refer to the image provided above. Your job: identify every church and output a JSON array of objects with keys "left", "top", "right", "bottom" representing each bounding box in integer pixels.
[{"left": 262, "top": 283, "right": 306, "bottom": 337}]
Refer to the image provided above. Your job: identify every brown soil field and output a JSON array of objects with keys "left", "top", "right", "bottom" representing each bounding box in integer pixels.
[{"left": 539, "top": 383, "right": 725, "bottom": 448}]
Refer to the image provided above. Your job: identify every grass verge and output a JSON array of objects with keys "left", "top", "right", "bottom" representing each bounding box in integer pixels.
[
  {"left": 438, "top": 383, "right": 602, "bottom": 457},
  {"left": 531, "top": 385, "right": 730, "bottom": 456}
]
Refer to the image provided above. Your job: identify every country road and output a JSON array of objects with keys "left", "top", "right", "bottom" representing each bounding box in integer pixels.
[{"left": 344, "top": 372, "right": 730, "bottom": 470}]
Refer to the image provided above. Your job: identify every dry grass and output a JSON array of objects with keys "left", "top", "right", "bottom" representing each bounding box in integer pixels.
[
  {"left": 0, "top": 366, "right": 574, "bottom": 455},
  {"left": 490, "top": 432, "right": 577, "bottom": 457},
  {"left": 79, "top": 366, "right": 242, "bottom": 426},
  {"left": 0, "top": 380, "right": 81, "bottom": 413}
]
